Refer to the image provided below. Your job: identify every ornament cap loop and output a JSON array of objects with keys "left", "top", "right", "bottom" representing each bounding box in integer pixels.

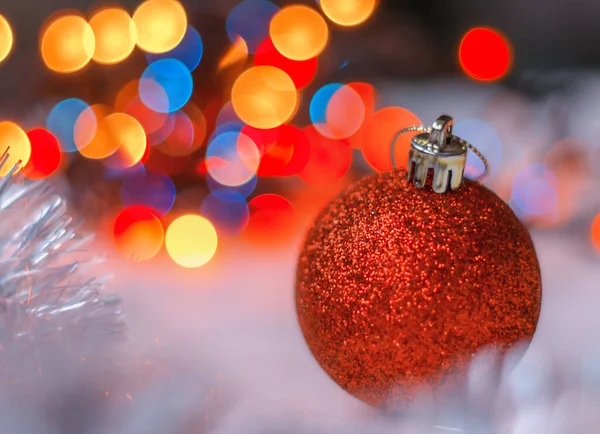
[{"left": 407, "top": 115, "right": 468, "bottom": 193}]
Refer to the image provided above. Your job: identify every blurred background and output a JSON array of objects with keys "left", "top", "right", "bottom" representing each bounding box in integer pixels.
[{"left": 2, "top": 0, "right": 600, "bottom": 433}]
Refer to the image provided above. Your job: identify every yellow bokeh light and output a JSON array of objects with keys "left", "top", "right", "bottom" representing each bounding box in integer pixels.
[
  {"left": 79, "top": 112, "right": 143, "bottom": 160},
  {"left": 269, "top": 5, "right": 328, "bottom": 61},
  {"left": 0, "top": 122, "right": 31, "bottom": 177},
  {"left": 40, "top": 14, "right": 95, "bottom": 73},
  {"left": 165, "top": 214, "right": 218, "bottom": 268},
  {"left": 231, "top": 66, "right": 297, "bottom": 129},
  {"left": 132, "top": 0, "right": 187, "bottom": 54},
  {"left": 0, "top": 14, "right": 14, "bottom": 64},
  {"left": 320, "top": 0, "right": 377, "bottom": 27},
  {"left": 89, "top": 7, "right": 137, "bottom": 65}
]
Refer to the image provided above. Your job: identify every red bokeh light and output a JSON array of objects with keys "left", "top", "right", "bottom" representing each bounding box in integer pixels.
[
  {"left": 300, "top": 125, "right": 352, "bottom": 185},
  {"left": 246, "top": 193, "right": 295, "bottom": 240},
  {"left": 254, "top": 38, "right": 318, "bottom": 89},
  {"left": 24, "top": 128, "right": 61, "bottom": 179},
  {"left": 113, "top": 204, "right": 164, "bottom": 262},
  {"left": 459, "top": 27, "right": 512, "bottom": 81}
]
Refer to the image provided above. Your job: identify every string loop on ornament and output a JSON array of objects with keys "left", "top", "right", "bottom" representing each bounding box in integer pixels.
[{"left": 390, "top": 124, "right": 490, "bottom": 181}]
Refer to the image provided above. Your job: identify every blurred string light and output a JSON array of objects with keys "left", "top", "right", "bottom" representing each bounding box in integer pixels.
[
  {"left": 205, "top": 131, "right": 261, "bottom": 187},
  {"left": 269, "top": 5, "right": 329, "bottom": 61},
  {"left": 510, "top": 163, "right": 559, "bottom": 222},
  {"left": 459, "top": 27, "right": 513, "bottom": 82},
  {"left": 300, "top": 124, "right": 352, "bottom": 185},
  {"left": 226, "top": 0, "right": 279, "bottom": 54},
  {"left": 89, "top": 7, "right": 137, "bottom": 65},
  {"left": 0, "top": 121, "right": 31, "bottom": 176},
  {"left": 452, "top": 118, "right": 503, "bottom": 179},
  {"left": 218, "top": 35, "right": 248, "bottom": 70},
  {"left": 146, "top": 25, "right": 203, "bottom": 71},
  {"left": 165, "top": 214, "right": 218, "bottom": 268},
  {"left": 132, "top": 0, "right": 187, "bottom": 54},
  {"left": 319, "top": 0, "right": 378, "bottom": 27},
  {"left": 140, "top": 58, "right": 193, "bottom": 113},
  {"left": 113, "top": 204, "right": 164, "bottom": 262},
  {"left": 254, "top": 38, "right": 318, "bottom": 88},
  {"left": 40, "top": 13, "right": 95, "bottom": 73},
  {"left": 0, "top": 14, "right": 14, "bottom": 64},
  {"left": 24, "top": 128, "right": 61, "bottom": 179},
  {"left": 361, "top": 106, "right": 421, "bottom": 172},
  {"left": 121, "top": 167, "right": 176, "bottom": 215},
  {"left": 200, "top": 190, "right": 250, "bottom": 236},
  {"left": 231, "top": 65, "right": 297, "bottom": 129},
  {"left": 46, "top": 98, "right": 90, "bottom": 152}
]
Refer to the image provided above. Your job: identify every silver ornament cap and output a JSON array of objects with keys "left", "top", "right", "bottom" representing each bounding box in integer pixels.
[{"left": 407, "top": 115, "right": 468, "bottom": 193}]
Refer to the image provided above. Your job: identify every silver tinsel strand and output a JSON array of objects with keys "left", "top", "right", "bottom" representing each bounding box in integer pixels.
[{"left": 0, "top": 150, "right": 124, "bottom": 372}]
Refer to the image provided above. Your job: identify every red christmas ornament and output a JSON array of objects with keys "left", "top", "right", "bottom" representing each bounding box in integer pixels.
[{"left": 296, "top": 115, "right": 542, "bottom": 406}]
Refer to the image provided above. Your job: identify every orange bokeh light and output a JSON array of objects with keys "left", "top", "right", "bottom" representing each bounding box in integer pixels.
[
  {"left": 89, "top": 7, "right": 137, "bottom": 65},
  {"left": 269, "top": 5, "right": 329, "bottom": 61},
  {"left": 40, "top": 13, "right": 95, "bottom": 73},
  {"left": 24, "top": 128, "right": 61, "bottom": 179},
  {"left": 459, "top": 27, "right": 512, "bottom": 81},
  {"left": 231, "top": 65, "right": 297, "bottom": 129},
  {"left": 74, "top": 103, "right": 111, "bottom": 153},
  {"left": 300, "top": 125, "right": 352, "bottom": 186},
  {"left": 0, "top": 121, "right": 31, "bottom": 176},
  {"left": 361, "top": 107, "right": 421, "bottom": 172},
  {"left": 113, "top": 205, "right": 164, "bottom": 262},
  {"left": 132, "top": 0, "right": 187, "bottom": 54},
  {"left": 0, "top": 14, "right": 14, "bottom": 64},
  {"left": 320, "top": 0, "right": 377, "bottom": 27},
  {"left": 101, "top": 114, "right": 147, "bottom": 169}
]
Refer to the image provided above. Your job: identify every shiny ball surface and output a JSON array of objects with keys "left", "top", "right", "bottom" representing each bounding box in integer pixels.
[{"left": 296, "top": 169, "right": 541, "bottom": 406}]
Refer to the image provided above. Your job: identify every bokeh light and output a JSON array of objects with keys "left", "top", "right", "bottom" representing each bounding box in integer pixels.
[
  {"left": 89, "top": 7, "right": 137, "bottom": 65},
  {"left": 231, "top": 65, "right": 297, "bottom": 129},
  {"left": 132, "top": 0, "right": 187, "bottom": 54},
  {"left": 99, "top": 114, "right": 147, "bottom": 168},
  {"left": 24, "top": 128, "right": 61, "bottom": 179},
  {"left": 74, "top": 103, "right": 111, "bottom": 153},
  {"left": 247, "top": 124, "right": 310, "bottom": 176},
  {"left": 113, "top": 205, "right": 164, "bottom": 262},
  {"left": 325, "top": 84, "right": 366, "bottom": 139},
  {"left": 147, "top": 107, "right": 175, "bottom": 144},
  {"left": 155, "top": 111, "right": 194, "bottom": 156},
  {"left": 206, "top": 131, "right": 261, "bottom": 187},
  {"left": 591, "top": 214, "right": 600, "bottom": 252},
  {"left": 300, "top": 125, "right": 352, "bottom": 185},
  {"left": 320, "top": 0, "right": 377, "bottom": 27},
  {"left": 0, "top": 122, "right": 31, "bottom": 177},
  {"left": 453, "top": 118, "right": 503, "bottom": 179},
  {"left": 0, "top": 14, "right": 14, "bottom": 64},
  {"left": 207, "top": 173, "right": 257, "bottom": 199},
  {"left": 254, "top": 38, "right": 318, "bottom": 89},
  {"left": 510, "top": 164, "right": 559, "bottom": 222},
  {"left": 124, "top": 96, "right": 168, "bottom": 135},
  {"left": 269, "top": 5, "right": 329, "bottom": 61},
  {"left": 459, "top": 27, "right": 512, "bottom": 81},
  {"left": 219, "top": 35, "right": 249, "bottom": 70},
  {"left": 40, "top": 14, "right": 95, "bottom": 73},
  {"left": 200, "top": 191, "right": 249, "bottom": 236},
  {"left": 140, "top": 59, "right": 193, "bottom": 113},
  {"left": 165, "top": 214, "right": 218, "bottom": 268},
  {"left": 226, "top": 0, "right": 279, "bottom": 54},
  {"left": 47, "top": 98, "right": 90, "bottom": 152},
  {"left": 346, "top": 82, "right": 376, "bottom": 149},
  {"left": 310, "top": 83, "right": 342, "bottom": 124},
  {"left": 121, "top": 167, "right": 176, "bottom": 215},
  {"left": 216, "top": 101, "right": 241, "bottom": 127},
  {"left": 361, "top": 107, "right": 421, "bottom": 172},
  {"left": 146, "top": 25, "right": 203, "bottom": 71},
  {"left": 246, "top": 194, "right": 294, "bottom": 239}
]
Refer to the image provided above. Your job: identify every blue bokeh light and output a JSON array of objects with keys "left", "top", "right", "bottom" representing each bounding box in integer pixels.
[
  {"left": 146, "top": 26, "right": 203, "bottom": 72},
  {"left": 207, "top": 174, "right": 257, "bottom": 199},
  {"left": 226, "top": 0, "right": 279, "bottom": 53},
  {"left": 46, "top": 98, "right": 90, "bottom": 153},
  {"left": 201, "top": 190, "right": 249, "bottom": 235},
  {"left": 453, "top": 118, "right": 503, "bottom": 180},
  {"left": 140, "top": 59, "right": 193, "bottom": 113},
  {"left": 510, "top": 163, "right": 559, "bottom": 219},
  {"left": 121, "top": 168, "right": 176, "bottom": 215},
  {"left": 309, "top": 83, "right": 343, "bottom": 125}
]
